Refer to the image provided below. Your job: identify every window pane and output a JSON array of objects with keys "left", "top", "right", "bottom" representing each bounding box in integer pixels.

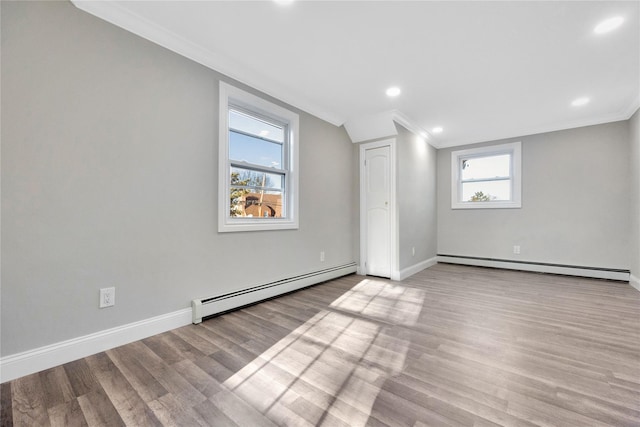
[
  {"left": 230, "top": 189, "right": 284, "bottom": 218},
  {"left": 461, "top": 154, "right": 510, "bottom": 181},
  {"left": 231, "top": 167, "right": 284, "bottom": 191},
  {"left": 229, "top": 131, "right": 283, "bottom": 169},
  {"left": 462, "top": 180, "right": 511, "bottom": 202},
  {"left": 229, "top": 109, "right": 284, "bottom": 143}
]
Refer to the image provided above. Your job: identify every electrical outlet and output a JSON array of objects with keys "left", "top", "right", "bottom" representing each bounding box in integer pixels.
[
  {"left": 100, "top": 287, "right": 115, "bottom": 308},
  {"left": 513, "top": 245, "right": 521, "bottom": 255},
  {"left": 412, "top": 247, "right": 416, "bottom": 256},
  {"left": 320, "top": 251, "right": 325, "bottom": 262}
]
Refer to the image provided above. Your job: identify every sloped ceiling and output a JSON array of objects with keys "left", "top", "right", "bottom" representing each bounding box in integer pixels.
[{"left": 72, "top": 1, "right": 639, "bottom": 148}]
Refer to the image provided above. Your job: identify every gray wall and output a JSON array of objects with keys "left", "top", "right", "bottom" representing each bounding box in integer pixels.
[
  {"left": 630, "top": 109, "right": 640, "bottom": 281},
  {"left": 1, "top": 1, "right": 356, "bottom": 356},
  {"left": 396, "top": 125, "right": 438, "bottom": 270},
  {"left": 437, "top": 121, "right": 630, "bottom": 269}
]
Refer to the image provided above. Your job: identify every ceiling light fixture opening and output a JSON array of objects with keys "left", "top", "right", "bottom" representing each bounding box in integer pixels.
[
  {"left": 432, "top": 126, "right": 444, "bottom": 134},
  {"left": 571, "top": 97, "right": 590, "bottom": 107},
  {"left": 274, "top": 0, "right": 294, "bottom": 5},
  {"left": 386, "top": 86, "right": 401, "bottom": 97},
  {"left": 594, "top": 16, "right": 624, "bottom": 34}
]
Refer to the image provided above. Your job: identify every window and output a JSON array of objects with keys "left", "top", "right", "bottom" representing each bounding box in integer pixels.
[
  {"left": 219, "top": 82, "right": 299, "bottom": 232},
  {"left": 451, "top": 141, "right": 521, "bottom": 209}
]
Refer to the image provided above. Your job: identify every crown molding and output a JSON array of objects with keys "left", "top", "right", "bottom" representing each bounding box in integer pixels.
[
  {"left": 621, "top": 95, "right": 640, "bottom": 120},
  {"left": 390, "top": 110, "right": 436, "bottom": 145},
  {"left": 435, "top": 108, "right": 639, "bottom": 149},
  {"left": 71, "top": 0, "right": 345, "bottom": 127}
]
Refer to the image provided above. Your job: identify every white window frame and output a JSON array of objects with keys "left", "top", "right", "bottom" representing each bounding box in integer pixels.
[
  {"left": 451, "top": 141, "right": 522, "bottom": 209},
  {"left": 218, "top": 82, "right": 299, "bottom": 232}
]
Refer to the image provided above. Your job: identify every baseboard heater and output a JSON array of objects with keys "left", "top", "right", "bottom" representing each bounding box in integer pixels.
[
  {"left": 191, "top": 262, "right": 357, "bottom": 324},
  {"left": 437, "top": 254, "right": 630, "bottom": 282}
]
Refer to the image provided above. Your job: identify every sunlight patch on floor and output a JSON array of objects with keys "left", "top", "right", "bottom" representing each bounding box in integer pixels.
[{"left": 222, "top": 279, "right": 426, "bottom": 426}]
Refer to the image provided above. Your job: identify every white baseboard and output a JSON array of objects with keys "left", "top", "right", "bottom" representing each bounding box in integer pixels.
[
  {"left": 398, "top": 257, "right": 438, "bottom": 281},
  {"left": 437, "top": 255, "right": 630, "bottom": 281},
  {"left": 630, "top": 274, "right": 640, "bottom": 292},
  {"left": 0, "top": 308, "right": 192, "bottom": 384}
]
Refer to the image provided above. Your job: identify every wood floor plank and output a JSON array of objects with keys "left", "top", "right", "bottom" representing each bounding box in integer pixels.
[
  {"left": 63, "top": 359, "right": 100, "bottom": 398},
  {"left": 76, "top": 387, "right": 124, "bottom": 427},
  {"left": 39, "top": 366, "right": 75, "bottom": 410},
  {"left": 555, "top": 388, "right": 640, "bottom": 426},
  {"left": 237, "top": 304, "right": 302, "bottom": 334},
  {"left": 371, "top": 386, "right": 472, "bottom": 427},
  {"left": 106, "top": 346, "right": 168, "bottom": 403},
  {"left": 281, "top": 394, "right": 333, "bottom": 426},
  {"left": 191, "top": 398, "right": 239, "bottom": 427},
  {"left": 10, "top": 373, "right": 50, "bottom": 426},
  {"left": 146, "top": 393, "right": 208, "bottom": 427},
  {"left": 208, "top": 389, "right": 278, "bottom": 427},
  {"left": 171, "top": 359, "right": 224, "bottom": 398},
  {"left": 1, "top": 382, "right": 13, "bottom": 427},
  {"left": 2, "top": 264, "right": 639, "bottom": 426},
  {"left": 505, "top": 390, "right": 615, "bottom": 427},
  {"left": 84, "top": 352, "right": 161, "bottom": 426},
  {"left": 170, "top": 325, "right": 221, "bottom": 356},
  {"left": 144, "top": 331, "right": 207, "bottom": 365},
  {"left": 192, "top": 354, "right": 235, "bottom": 384},
  {"left": 124, "top": 341, "right": 207, "bottom": 408},
  {"left": 47, "top": 399, "right": 87, "bottom": 427},
  {"left": 227, "top": 309, "right": 292, "bottom": 344}
]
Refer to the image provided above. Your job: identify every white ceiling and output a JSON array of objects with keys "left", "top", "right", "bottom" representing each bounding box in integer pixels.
[{"left": 73, "top": 1, "right": 640, "bottom": 148}]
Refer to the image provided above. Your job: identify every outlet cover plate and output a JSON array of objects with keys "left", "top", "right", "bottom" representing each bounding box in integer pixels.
[{"left": 100, "top": 287, "right": 115, "bottom": 308}]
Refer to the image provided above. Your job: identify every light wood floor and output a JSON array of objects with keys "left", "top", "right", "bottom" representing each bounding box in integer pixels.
[{"left": 2, "top": 263, "right": 640, "bottom": 426}]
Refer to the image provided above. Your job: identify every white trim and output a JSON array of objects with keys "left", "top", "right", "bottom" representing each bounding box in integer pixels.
[
  {"left": 359, "top": 139, "right": 399, "bottom": 281},
  {"left": 435, "top": 110, "right": 638, "bottom": 149},
  {"left": 630, "top": 274, "right": 640, "bottom": 292},
  {"left": 398, "top": 257, "right": 438, "bottom": 281},
  {"left": 621, "top": 96, "right": 640, "bottom": 120},
  {"left": 70, "top": 1, "right": 344, "bottom": 127},
  {"left": 218, "top": 82, "right": 299, "bottom": 232},
  {"left": 0, "top": 308, "right": 192, "bottom": 384},
  {"left": 451, "top": 141, "right": 522, "bottom": 209},
  {"left": 391, "top": 110, "right": 434, "bottom": 146},
  {"left": 390, "top": 270, "right": 401, "bottom": 282},
  {"left": 437, "top": 256, "right": 630, "bottom": 282}
]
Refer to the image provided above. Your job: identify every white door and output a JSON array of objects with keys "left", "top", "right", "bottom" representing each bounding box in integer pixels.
[{"left": 365, "top": 145, "right": 391, "bottom": 278}]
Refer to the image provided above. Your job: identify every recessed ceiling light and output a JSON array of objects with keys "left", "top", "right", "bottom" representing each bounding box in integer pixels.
[
  {"left": 432, "top": 126, "right": 444, "bottom": 133},
  {"left": 571, "top": 97, "right": 590, "bottom": 107},
  {"left": 274, "top": 0, "right": 294, "bottom": 5},
  {"left": 594, "top": 16, "right": 624, "bottom": 34},
  {"left": 386, "top": 87, "right": 401, "bottom": 97}
]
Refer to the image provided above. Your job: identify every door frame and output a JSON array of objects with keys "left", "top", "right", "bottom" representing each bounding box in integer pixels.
[{"left": 359, "top": 138, "right": 399, "bottom": 280}]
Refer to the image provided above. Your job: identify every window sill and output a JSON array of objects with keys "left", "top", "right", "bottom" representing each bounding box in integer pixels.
[
  {"left": 218, "top": 218, "right": 299, "bottom": 233},
  {"left": 451, "top": 201, "right": 521, "bottom": 210}
]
